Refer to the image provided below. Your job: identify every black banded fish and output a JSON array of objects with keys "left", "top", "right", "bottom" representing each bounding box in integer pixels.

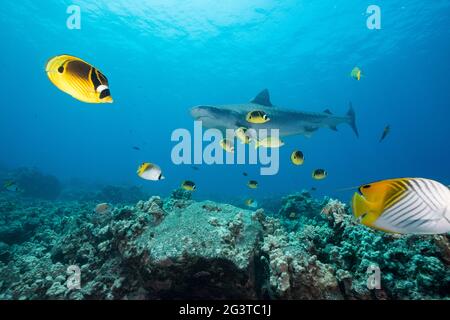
[
  {"left": 245, "top": 198, "right": 258, "bottom": 208},
  {"left": 181, "top": 180, "right": 196, "bottom": 191},
  {"left": 248, "top": 180, "right": 258, "bottom": 189},
  {"left": 312, "top": 169, "right": 327, "bottom": 180},
  {"left": 246, "top": 110, "right": 270, "bottom": 124},
  {"left": 46, "top": 55, "right": 113, "bottom": 103},
  {"left": 352, "top": 178, "right": 450, "bottom": 234},
  {"left": 291, "top": 150, "right": 304, "bottom": 165}
]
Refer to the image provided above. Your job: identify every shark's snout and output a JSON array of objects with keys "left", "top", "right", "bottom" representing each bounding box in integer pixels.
[{"left": 190, "top": 105, "right": 216, "bottom": 120}]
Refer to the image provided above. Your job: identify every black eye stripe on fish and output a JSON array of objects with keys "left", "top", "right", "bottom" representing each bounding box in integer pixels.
[
  {"left": 99, "top": 89, "right": 111, "bottom": 99},
  {"left": 90, "top": 67, "right": 102, "bottom": 90}
]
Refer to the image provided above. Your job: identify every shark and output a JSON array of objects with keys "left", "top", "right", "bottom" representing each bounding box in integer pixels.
[{"left": 190, "top": 89, "right": 359, "bottom": 138}]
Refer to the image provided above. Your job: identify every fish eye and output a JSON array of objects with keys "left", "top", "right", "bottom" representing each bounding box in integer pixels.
[{"left": 58, "top": 66, "right": 64, "bottom": 73}]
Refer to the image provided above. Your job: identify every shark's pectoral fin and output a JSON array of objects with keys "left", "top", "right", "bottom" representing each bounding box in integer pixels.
[
  {"left": 304, "top": 126, "right": 318, "bottom": 138},
  {"left": 330, "top": 125, "right": 338, "bottom": 131},
  {"left": 323, "top": 109, "right": 333, "bottom": 115},
  {"left": 305, "top": 126, "right": 319, "bottom": 132},
  {"left": 251, "top": 89, "right": 273, "bottom": 107}
]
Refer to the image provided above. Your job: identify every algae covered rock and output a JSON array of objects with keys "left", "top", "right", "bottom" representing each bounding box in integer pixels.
[{"left": 120, "top": 201, "right": 263, "bottom": 299}]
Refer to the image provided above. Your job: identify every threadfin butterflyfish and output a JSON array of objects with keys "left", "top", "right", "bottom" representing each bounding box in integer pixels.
[
  {"left": 245, "top": 198, "right": 258, "bottom": 208},
  {"left": 312, "top": 169, "right": 327, "bottom": 180},
  {"left": 350, "top": 67, "right": 363, "bottom": 81},
  {"left": 46, "top": 55, "right": 113, "bottom": 103},
  {"left": 137, "top": 163, "right": 164, "bottom": 181},
  {"left": 181, "top": 180, "right": 196, "bottom": 191},
  {"left": 291, "top": 150, "right": 304, "bottom": 165},
  {"left": 235, "top": 127, "right": 252, "bottom": 144},
  {"left": 352, "top": 178, "right": 450, "bottom": 234},
  {"left": 246, "top": 110, "right": 270, "bottom": 124},
  {"left": 255, "top": 136, "right": 284, "bottom": 149},
  {"left": 3, "top": 181, "right": 21, "bottom": 193},
  {"left": 220, "top": 139, "right": 235, "bottom": 153}
]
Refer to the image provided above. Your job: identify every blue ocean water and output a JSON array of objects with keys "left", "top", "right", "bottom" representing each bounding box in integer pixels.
[{"left": 1, "top": 0, "right": 449, "bottom": 203}]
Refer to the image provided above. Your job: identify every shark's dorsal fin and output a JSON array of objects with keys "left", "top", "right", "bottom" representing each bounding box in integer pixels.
[
  {"left": 251, "top": 89, "right": 273, "bottom": 107},
  {"left": 323, "top": 109, "right": 333, "bottom": 115}
]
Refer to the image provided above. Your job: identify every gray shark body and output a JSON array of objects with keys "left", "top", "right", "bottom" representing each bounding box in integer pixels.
[{"left": 190, "top": 89, "right": 359, "bottom": 138}]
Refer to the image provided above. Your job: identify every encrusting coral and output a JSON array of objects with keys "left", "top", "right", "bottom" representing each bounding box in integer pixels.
[{"left": 0, "top": 190, "right": 448, "bottom": 300}]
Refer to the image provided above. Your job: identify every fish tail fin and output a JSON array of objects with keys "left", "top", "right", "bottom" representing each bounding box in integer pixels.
[{"left": 347, "top": 102, "right": 359, "bottom": 138}]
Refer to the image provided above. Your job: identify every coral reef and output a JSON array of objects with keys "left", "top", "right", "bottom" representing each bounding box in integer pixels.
[
  {"left": 60, "top": 185, "right": 150, "bottom": 205},
  {"left": 278, "top": 191, "right": 318, "bottom": 221},
  {"left": 93, "top": 185, "right": 148, "bottom": 205},
  {"left": 12, "top": 167, "right": 62, "bottom": 200},
  {"left": 0, "top": 190, "right": 448, "bottom": 300}
]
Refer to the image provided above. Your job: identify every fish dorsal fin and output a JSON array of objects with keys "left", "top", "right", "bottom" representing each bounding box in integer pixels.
[
  {"left": 323, "top": 109, "right": 333, "bottom": 115},
  {"left": 251, "top": 89, "right": 273, "bottom": 107}
]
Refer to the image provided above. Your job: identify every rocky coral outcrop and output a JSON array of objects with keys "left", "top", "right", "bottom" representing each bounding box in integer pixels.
[
  {"left": 12, "top": 167, "right": 62, "bottom": 200},
  {"left": 0, "top": 191, "right": 448, "bottom": 300}
]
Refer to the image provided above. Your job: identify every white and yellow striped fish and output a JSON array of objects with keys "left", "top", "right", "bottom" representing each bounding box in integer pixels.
[{"left": 352, "top": 178, "right": 450, "bottom": 234}]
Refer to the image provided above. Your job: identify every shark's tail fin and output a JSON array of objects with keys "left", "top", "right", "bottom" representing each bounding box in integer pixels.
[{"left": 347, "top": 102, "right": 359, "bottom": 138}]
